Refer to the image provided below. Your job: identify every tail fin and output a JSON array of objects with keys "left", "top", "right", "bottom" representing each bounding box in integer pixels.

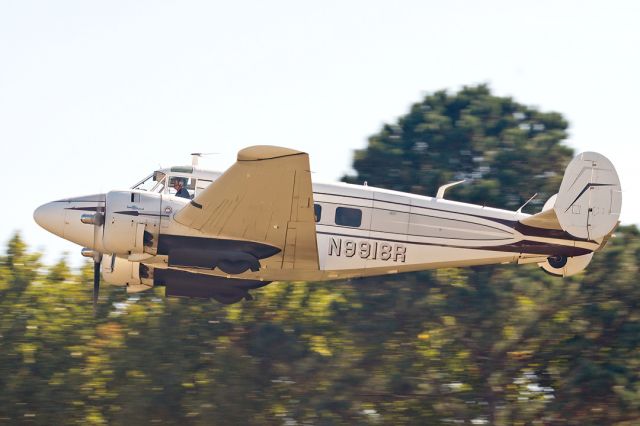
[
  {"left": 554, "top": 152, "right": 621, "bottom": 239},
  {"left": 520, "top": 152, "right": 622, "bottom": 240}
]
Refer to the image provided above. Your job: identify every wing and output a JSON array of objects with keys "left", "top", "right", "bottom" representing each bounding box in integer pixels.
[{"left": 174, "top": 145, "right": 319, "bottom": 271}]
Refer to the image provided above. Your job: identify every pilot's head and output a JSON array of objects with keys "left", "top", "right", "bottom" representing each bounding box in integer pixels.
[{"left": 171, "top": 177, "right": 185, "bottom": 190}]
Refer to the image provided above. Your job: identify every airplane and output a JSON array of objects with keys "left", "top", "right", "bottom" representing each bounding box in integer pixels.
[{"left": 33, "top": 146, "right": 622, "bottom": 307}]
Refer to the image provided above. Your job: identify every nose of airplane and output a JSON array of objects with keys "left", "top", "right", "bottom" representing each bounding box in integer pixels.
[{"left": 33, "top": 202, "right": 65, "bottom": 237}]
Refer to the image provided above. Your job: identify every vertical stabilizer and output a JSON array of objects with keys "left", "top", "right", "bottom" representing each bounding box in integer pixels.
[{"left": 554, "top": 152, "right": 622, "bottom": 240}]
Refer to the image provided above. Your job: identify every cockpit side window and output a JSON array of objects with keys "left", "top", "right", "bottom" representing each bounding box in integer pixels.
[{"left": 168, "top": 176, "right": 195, "bottom": 199}]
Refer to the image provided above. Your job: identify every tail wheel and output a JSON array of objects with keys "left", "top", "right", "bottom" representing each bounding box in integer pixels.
[{"left": 547, "top": 255, "right": 568, "bottom": 269}]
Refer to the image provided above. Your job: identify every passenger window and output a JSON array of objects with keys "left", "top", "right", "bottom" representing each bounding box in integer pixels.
[
  {"left": 335, "top": 207, "right": 362, "bottom": 227},
  {"left": 314, "top": 204, "right": 322, "bottom": 222}
]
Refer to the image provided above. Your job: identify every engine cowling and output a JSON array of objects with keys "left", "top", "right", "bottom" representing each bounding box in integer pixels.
[
  {"left": 101, "top": 254, "right": 142, "bottom": 286},
  {"left": 102, "top": 190, "right": 161, "bottom": 255},
  {"left": 101, "top": 254, "right": 154, "bottom": 294}
]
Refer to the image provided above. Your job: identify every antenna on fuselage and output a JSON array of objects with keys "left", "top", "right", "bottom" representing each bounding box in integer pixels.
[
  {"left": 516, "top": 193, "right": 538, "bottom": 214},
  {"left": 436, "top": 179, "right": 466, "bottom": 199}
]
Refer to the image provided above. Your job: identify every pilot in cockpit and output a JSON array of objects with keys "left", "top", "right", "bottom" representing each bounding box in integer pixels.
[{"left": 171, "top": 177, "right": 191, "bottom": 199}]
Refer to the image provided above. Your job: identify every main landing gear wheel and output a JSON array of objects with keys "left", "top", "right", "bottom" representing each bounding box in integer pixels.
[
  {"left": 217, "top": 258, "right": 260, "bottom": 275},
  {"left": 211, "top": 292, "right": 247, "bottom": 305},
  {"left": 217, "top": 260, "right": 252, "bottom": 275}
]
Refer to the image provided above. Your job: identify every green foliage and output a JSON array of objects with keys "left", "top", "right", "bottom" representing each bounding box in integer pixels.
[
  {"left": 343, "top": 84, "right": 574, "bottom": 211},
  {"left": 1, "top": 229, "right": 638, "bottom": 424},
  {"left": 0, "top": 87, "right": 637, "bottom": 424}
]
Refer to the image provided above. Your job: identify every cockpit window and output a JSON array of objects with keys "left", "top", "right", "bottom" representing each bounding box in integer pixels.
[
  {"left": 153, "top": 171, "right": 166, "bottom": 183},
  {"left": 132, "top": 172, "right": 166, "bottom": 193},
  {"left": 133, "top": 174, "right": 154, "bottom": 191}
]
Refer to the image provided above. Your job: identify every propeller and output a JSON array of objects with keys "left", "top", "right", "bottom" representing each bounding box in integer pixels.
[
  {"left": 92, "top": 203, "right": 104, "bottom": 315},
  {"left": 93, "top": 257, "right": 101, "bottom": 313},
  {"left": 81, "top": 200, "right": 105, "bottom": 314}
]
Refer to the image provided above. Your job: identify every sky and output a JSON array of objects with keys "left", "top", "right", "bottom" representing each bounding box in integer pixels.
[{"left": 1, "top": 0, "right": 638, "bottom": 265}]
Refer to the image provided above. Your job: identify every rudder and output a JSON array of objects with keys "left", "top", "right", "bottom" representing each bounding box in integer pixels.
[{"left": 554, "top": 152, "right": 622, "bottom": 240}]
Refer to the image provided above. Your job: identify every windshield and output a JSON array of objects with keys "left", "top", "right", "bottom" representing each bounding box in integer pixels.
[{"left": 132, "top": 172, "right": 166, "bottom": 192}]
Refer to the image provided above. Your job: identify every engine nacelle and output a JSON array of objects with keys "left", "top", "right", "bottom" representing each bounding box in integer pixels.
[
  {"left": 102, "top": 190, "right": 161, "bottom": 255},
  {"left": 102, "top": 254, "right": 142, "bottom": 286},
  {"left": 538, "top": 252, "right": 594, "bottom": 277},
  {"left": 101, "top": 254, "right": 155, "bottom": 293}
]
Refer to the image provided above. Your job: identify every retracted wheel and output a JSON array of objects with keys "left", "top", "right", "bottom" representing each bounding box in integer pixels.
[
  {"left": 217, "top": 260, "right": 252, "bottom": 275},
  {"left": 211, "top": 292, "right": 246, "bottom": 305}
]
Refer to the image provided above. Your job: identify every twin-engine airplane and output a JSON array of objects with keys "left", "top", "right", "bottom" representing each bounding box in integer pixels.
[{"left": 34, "top": 146, "right": 622, "bottom": 307}]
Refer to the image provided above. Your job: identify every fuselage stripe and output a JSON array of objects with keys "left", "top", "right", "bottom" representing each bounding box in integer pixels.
[
  {"left": 318, "top": 223, "right": 513, "bottom": 241},
  {"left": 316, "top": 231, "right": 590, "bottom": 257}
]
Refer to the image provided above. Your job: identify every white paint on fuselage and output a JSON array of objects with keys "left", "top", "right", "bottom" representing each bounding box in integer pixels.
[
  {"left": 35, "top": 166, "right": 599, "bottom": 283},
  {"left": 311, "top": 181, "right": 524, "bottom": 275}
]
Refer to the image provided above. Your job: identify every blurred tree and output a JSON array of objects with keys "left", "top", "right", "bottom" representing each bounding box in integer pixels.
[
  {"left": 343, "top": 84, "right": 574, "bottom": 212},
  {"left": 335, "top": 85, "right": 637, "bottom": 424}
]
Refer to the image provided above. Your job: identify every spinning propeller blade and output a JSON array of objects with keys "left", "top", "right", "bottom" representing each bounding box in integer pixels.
[
  {"left": 93, "top": 259, "right": 101, "bottom": 314},
  {"left": 92, "top": 203, "right": 104, "bottom": 314}
]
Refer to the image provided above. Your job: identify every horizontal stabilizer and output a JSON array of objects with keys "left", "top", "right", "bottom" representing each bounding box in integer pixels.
[{"left": 519, "top": 207, "right": 562, "bottom": 230}]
